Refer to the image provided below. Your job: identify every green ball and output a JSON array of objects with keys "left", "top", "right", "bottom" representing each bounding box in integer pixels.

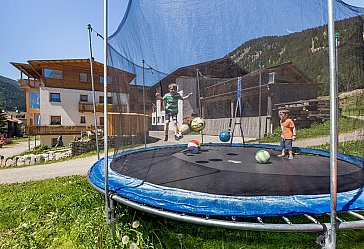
[{"left": 255, "top": 150, "right": 270, "bottom": 164}]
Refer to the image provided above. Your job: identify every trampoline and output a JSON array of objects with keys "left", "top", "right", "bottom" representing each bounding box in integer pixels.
[{"left": 88, "top": 143, "right": 364, "bottom": 218}]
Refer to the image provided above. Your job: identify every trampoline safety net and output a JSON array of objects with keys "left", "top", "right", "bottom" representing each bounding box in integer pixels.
[{"left": 88, "top": 0, "right": 364, "bottom": 218}]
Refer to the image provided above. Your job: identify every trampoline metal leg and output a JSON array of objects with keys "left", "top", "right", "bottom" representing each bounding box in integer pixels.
[
  {"left": 107, "top": 197, "right": 117, "bottom": 237},
  {"left": 318, "top": 224, "right": 335, "bottom": 249}
]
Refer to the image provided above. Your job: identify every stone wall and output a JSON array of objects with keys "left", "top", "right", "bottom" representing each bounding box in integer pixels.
[{"left": 1, "top": 148, "right": 72, "bottom": 167}]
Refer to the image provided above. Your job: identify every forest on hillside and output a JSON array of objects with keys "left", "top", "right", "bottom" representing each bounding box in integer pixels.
[
  {"left": 0, "top": 76, "right": 26, "bottom": 112},
  {"left": 230, "top": 15, "right": 364, "bottom": 96}
]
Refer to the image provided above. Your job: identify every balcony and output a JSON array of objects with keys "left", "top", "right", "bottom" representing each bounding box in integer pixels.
[
  {"left": 25, "top": 125, "right": 99, "bottom": 136},
  {"left": 19, "top": 79, "right": 42, "bottom": 89},
  {"left": 26, "top": 114, "right": 150, "bottom": 136},
  {"left": 79, "top": 102, "right": 127, "bottom": 113}
]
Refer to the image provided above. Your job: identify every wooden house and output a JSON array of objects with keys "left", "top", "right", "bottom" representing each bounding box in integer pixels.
[{"left": 11, "top": 59, "right": 151, "bottom": 147}]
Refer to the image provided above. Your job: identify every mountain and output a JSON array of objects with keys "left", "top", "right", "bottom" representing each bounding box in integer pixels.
[
  {"left": 0, "top": 75, "right": 26, "bottom": 111},
  {"left": 229, "top": 15, "right": 364, "bottom": 95}
]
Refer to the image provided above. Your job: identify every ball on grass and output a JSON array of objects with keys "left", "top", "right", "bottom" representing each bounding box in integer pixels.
[{"left": 255, "top": 150, "right": 270, "bottom": 164}]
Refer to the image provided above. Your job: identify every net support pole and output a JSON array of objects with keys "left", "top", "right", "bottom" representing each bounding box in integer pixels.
[
  {"left": 103, "top": 0, "right": 115, "bottom": 236},
  {"left": 196, "top": 69, "right": 204, "bottom": 144},
  {"left": 258, "top": 60, "right": 263, "bottom": 143},
  {"left": 142, "top": 60, "right": 147, "bottom": 148},
  {"left": 327, "top": 0, "right": 338, "bottom": 248},
  {"left": 87, "top": 24, "right": 100, "bottom": 160},
  {"left": 335, "top": 32, "right": 339, "bottom": 92}
]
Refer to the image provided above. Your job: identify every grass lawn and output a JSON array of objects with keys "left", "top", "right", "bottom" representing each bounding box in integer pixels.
[
  {"left": 261, "top": 115, "right": 364, "bottom": 143},
  {"left": 311, "top": 140, "right": 364, "bottom": 157},
  {"left": 340, "top": 94, "right": 364, "bottom": 117},
  {"left": 1, "top": 176, "right": 364, "bottom": 249}
]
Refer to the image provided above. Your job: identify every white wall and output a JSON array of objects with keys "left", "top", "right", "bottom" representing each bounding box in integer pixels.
[
  {"left": 40, "top": 134, "right": 77, "bottom": 148},
  {"left": 40, "top": 87, "right": 128, "bottom": 126}
]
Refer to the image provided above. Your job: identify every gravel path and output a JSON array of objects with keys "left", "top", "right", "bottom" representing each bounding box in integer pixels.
[
  {"left": 271, "top": 128, "right": 364, "bottom": 147},
  {"left": 0, "top": 129, "right": 362, "bottom": 185},
  {"left": 0, "top": 139, "right": 38, "bottom": 158}
]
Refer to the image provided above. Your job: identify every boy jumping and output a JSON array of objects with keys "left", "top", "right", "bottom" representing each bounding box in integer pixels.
[{"left": 156, "top": 83, "right": 193, "bottom": 141}]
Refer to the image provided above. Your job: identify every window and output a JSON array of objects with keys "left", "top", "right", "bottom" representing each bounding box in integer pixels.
[
  {"left": 268, "top": 72, "right": 276, "bottom": 84},
  {"left": 50, "top": 93, "right": 61, "bottom": 102},
  {"left": 80, "top": 94, "right": 88, "bottom": 102},
  {"left": 30, "top": 91, "right": 40, "bottom": 109},
  {"left": 44, "top": 69, "right": 63, "bottom": 79},
  {"left": 138, "top": 89, "right": 143, "bottom": 94},
  {"left": 100, "top": 117, "right": 104, "bottom": 125},
  {"left": 100, "top": 76, "right": 112, "bottom": 84},
  {"left": 80, "top": 116, "right": 86, "bottom": 124},
  {"left": 80, "top": 73, "right": 88, "bottom": 82},
  {"left": 99, "top": 96, "right": 112, "bottom": 104},
  {"left": 34, "top": 114, "right": 41, "bottom": 126},
  {"left": 51, "top": 138, "right": 58, "bottom": 147},
  {"left": 50, "top": 116, "right": 61, "bottom": 125}
]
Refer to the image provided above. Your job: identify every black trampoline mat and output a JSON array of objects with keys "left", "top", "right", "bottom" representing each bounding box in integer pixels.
[{"left": 111, "top": 146, "right": 364, "bottom": 196}]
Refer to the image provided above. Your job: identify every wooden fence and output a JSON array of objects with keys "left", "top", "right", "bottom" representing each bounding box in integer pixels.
[{"left": 108, "top": 112, "right": 151, "bottom": 136}]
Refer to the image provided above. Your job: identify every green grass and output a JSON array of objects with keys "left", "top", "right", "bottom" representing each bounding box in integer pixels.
[
  {"left": 310, "top": 140, "right": 364, "bottom": 157},
  {"left": 262, "top": 115, "right": 364, "bottom": 143},
  {"left": 2, "top": 176, "right": 364, "bottom": 248},
  {"left": 340, "top": 94, "right": 364, "bottom": 116}
]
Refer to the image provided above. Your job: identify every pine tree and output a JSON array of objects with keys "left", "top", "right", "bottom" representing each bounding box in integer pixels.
[{"left": 0, "top": 108, "right": 7, "bottom": 134}]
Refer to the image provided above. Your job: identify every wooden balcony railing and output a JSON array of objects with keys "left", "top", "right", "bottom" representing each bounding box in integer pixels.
[
  {"left": 79, "top": 102, "right": 127, "bottom": 113},
  {"left": 26, "top": 113, "right": 151, "bottom": 136},
  {"left": 19, "top": 79, "right": 42, "bottom": 89}
]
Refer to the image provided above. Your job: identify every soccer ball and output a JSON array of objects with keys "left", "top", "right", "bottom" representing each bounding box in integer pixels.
[
  {"left": 255, "top": 150, "right": 270, "bottom": 164},
  {"left": 176, "top": 132, "right": 183, "bottom": 140},
  {"left": 179, "top": 124, "right": 190, "bottom": 135},
  {"left": 191, "top": 117, "right": 205, "bottom": 132}
]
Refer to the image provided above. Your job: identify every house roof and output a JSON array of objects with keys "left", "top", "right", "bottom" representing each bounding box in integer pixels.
[
  {"left": 152, "top": 57, "right": 248, "bottom": 92},
  {"left": 5, "top": 114, "right": 22, "bottom": 124},
  {"left": 11, "top": 59, "right": 136, "bottom": 83}
]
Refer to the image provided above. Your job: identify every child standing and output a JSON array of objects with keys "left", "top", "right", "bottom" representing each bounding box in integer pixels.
[
  {"left": 156, "top": 83, "right": 193, "bottom": 141},
  {"left": 277, "top": 110, "right": 296, "bottom": 159}
]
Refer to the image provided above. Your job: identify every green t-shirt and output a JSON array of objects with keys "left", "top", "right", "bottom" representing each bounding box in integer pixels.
[{"left": 163, "top": 92, "right": 182, "bottom": 113}]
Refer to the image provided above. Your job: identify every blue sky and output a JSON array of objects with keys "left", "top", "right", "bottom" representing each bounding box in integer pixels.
[{"left": 0, "top": 0, "right": 363, "bottom": 81}]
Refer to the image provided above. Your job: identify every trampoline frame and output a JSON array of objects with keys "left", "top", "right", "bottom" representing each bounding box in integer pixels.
[{"left": 87, "top": 143, "right": 364, "bottom": 236}]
